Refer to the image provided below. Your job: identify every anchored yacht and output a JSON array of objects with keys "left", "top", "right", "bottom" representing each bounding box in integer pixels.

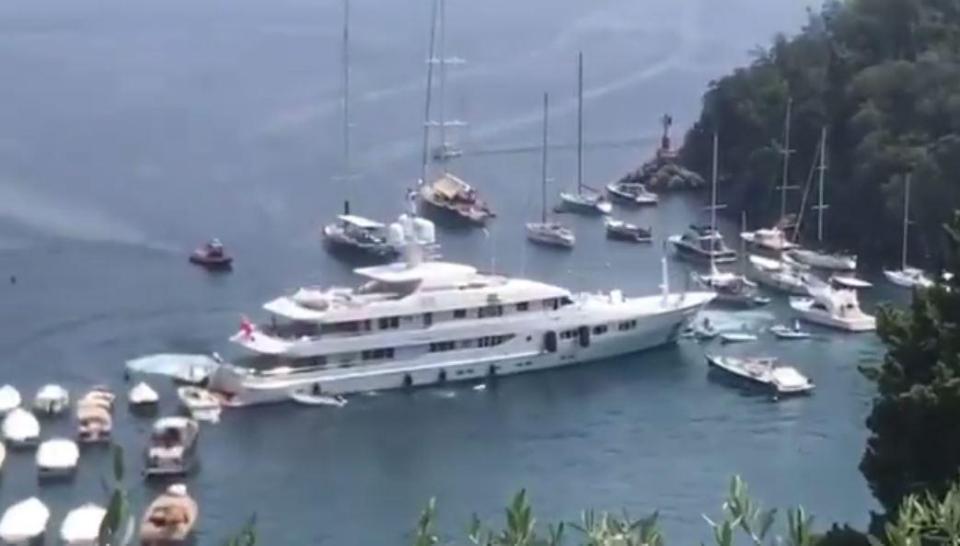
[
  {"left": 208, "top": 216, "right": 714, "bottom": 405},
  {"left": 789, "top": 280, "right": 876, "bottom": 332}
]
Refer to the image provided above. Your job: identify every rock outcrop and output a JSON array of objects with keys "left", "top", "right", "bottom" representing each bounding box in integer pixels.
[{"left": 615, "top": 153, "right": 706, "bottom": 191}]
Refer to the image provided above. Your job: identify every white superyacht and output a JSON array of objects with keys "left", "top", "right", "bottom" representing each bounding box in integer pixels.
[{"left": 208, "top": 215, "right": 714, "bottom": 405}]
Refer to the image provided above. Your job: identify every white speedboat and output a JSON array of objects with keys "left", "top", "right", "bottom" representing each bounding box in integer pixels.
[
  {"left": 559, "top": 191, "right": 612, "bottom": 215},
  {"left": 720, "top": 331, "right": 758, "bottom": 344},
  {"left": 526, "top": 223, "right": 575, "bottom": 248},
  {"left": 177, "top": 387, "right": 221, "bottom": 423},
  {"left": 129, "top": 381, "right": 160, "bottom": 407},
  {"left": 3, "top": 408, "right": 40, "bottom": 447},
  {"left": 33, "top": 384, "right": 69, "bottom": 416},
  {"left": 830, "top": 275, "right": 873, "bottom": 290},
  {"left": 0, "top": 385, "right": 20, "bottom": 415},
  {"left": 36, "top": 438, "right": 80, "bottom": 478},
  {"left": 605, "top": 218, "right": 652, "bottom": 243},
  {"left": 76, "top": 405, "right": 112, "bottom": 444},
  {"left": 61, "top": 503, "right": 106, "bottom": 546},
  {"left": 145, "top": 417, "right": 200, "bottom": 477},
  {"left": 706, "top": 354, "right": 814, "bottom": 396},
  {"left": 605, "top": 181, "right": 658, "bottom": 206},
  {"left": 289, "top": 388, "right": 348, "bottom": 407},
  {"left": 884, "top": 267, "right": 933, "bottom": 289},
  {"left": 787, "top": 248, "right": 856, "bottom": 271},
  {"left": 748, "top": 254, "right": 810, "bottom": 295},
  {"left": 0, "top": 497, "right": 49, "bottom": 544},
  {"left": 207, "top": 215, "right": 715, "bottom": 406},
  {"left": 789, "top": 282, "right": 876, "bottom": 332},
  {"left": 770, "top": 321, "right": 811, "bottom": 340}
]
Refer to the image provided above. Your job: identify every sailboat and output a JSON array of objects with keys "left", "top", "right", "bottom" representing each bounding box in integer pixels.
[
  {"left": 322, "top": 0, "right": 397, "bottom": 258},
  {"left": 884, "top": 173, "right": 933, "bottom": 288},
  {"left": 740, "top": 98, "right": 798, "bottom": 252},
  {"left": 689, "top": 133, "right": 764, "bottom": 306},
  {"left": 558, "top": 52, "right": 612, "bottom": 216},
  {"left": 786, "top": 128, "right": 857, "bottom": 271},
  {"left": 418, "top": 0, "right": 494, "bottom": 225},
  {"left": 527, "top": 93, "right": 575, "bottom": 249},
  {"left": 669, "top": 131, "right": 737, "bottom": 264}
]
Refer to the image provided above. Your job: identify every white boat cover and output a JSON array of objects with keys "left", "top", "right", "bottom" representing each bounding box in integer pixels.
[
  {"left": 34, "top": 384, "right": 69, "bottom": 410},
  {"left": 61, "top": 503, "right": 106, "bottom": 544},
  {"left": 0, "top": 385, "right": 20, "bottom": 414},
  {"left": 0, "top": 497, "right": 49, "bottom": 542},
  {"left": 125, "top": 353, "right": 220, "bottom": 383},
  {"left": 771, "top": 367, "right": 812, "bottom": 390},
  {"left": 3, "top": 408, "right": 40, "bottom": 443},
  {"left": 37, "top": 438, "right": 80, "bottom": 470},
  {"left": 129, "top": 382, "right": 159, "bottom": 405}
]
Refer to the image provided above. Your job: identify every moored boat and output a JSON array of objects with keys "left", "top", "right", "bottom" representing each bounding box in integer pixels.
[
  {"left": 145, "top": 417, "right": 200, "bottom": 478},
  {"left": 3, "top": 408, "right": 40, "bottom": 447},
  {"left": 419, "top": 173, "right": 494, "bottom": 225},
  {"left": 189, "top": 238, "right": 233, "bottom": 270},
  {"left": 32, "top": 384, "right": 69, "bottom": 416},
  {"left": 76, "top": 405, "right": 112, "bottom": 444},
  {"left": 720, "top": 331, "right": 758, "bottom": 344},
  {"left": 61, "top": 503, "right": 106, "bottom": 546},
  {"left": 770, "top": 321, "right": 811, "bottom": 340},
  {"left": 885, "top": 174, "right": 932, "bottom": 289},
  {"left": 139, "top": 484, "right": 198, "bottom": 546},
  {"left": 36, "top": 438, "right": 80, "bottom": 478},
  {"left": 129, "top": 381, "right": 160, "bottom": 407},
  {"left": 558, "top": 191, "right": 612, "bottom": 215},
  {"left": 706, "top": 354, "right": 814, "bottom": 396},
  {"left": 747, "top": 254, "right": 810, "bottom": 295},
  {"left": 789, "top": 282, "right": 876, "bottom": 332},
  {"left": 604, "top": 218, "right": 652, "bottom": 243},
  {"left": 605, "top": 181, "right": 658, "bottom": 205},
  {"left": 323, "top": 213, "right": 399, "bottom": 258},
  {"left": 669, "top": 225, "right": 737, "bottom": 263},
  {"left": 787, "top": 248, "right": 857, "bottom": 271},
  {"left": 0, "top": 497, "right": 49, "bottom": 545},
  {"left": 177, "top": 386, "right": 221, "bottom": 423},
  {"left": 526, "top": 93, "right": 575, "bottom": 250},
  {"left": 0, "top": 385, "right": 21, "bottom": 415}
]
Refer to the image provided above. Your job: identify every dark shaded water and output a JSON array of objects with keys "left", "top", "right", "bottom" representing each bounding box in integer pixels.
[{"left": 0, "top": 0, "right": 900, "bottom": 543}]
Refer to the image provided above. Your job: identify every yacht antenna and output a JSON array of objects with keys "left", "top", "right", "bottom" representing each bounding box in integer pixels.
[
  {"left": 541, "top": 92, "right": 549, "bottom": 224},
  {"left": 418, "top": 0, "right": 440, "bottom": 185},
  {"left": 577, "top": 51, "right": 584, "bottom": 195}
]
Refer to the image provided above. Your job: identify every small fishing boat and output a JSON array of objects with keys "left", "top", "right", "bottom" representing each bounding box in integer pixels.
[
  {"left": 706, "top": 354, "right": 814, "bottom": 396},
  {"left": 3, "top": 408, "right": 40, "bottom": 447},
  {"left": 0, "top": 497, "right": 49, "bottom": 545},
  {"left": 605, "top": 218, "right": 652, "bottom": 243},
  {"left": 177, "top": 386, "right": 221, "bottom": 423},
  {"left": 129, "top": 381, "right": 160, "bottom": 407},
  {"left": 0, "top": 385, "right": 21, "bottom": 415},
  {"left": 76, "top": 405, "right": 112, "bottom": 444},
  {"left": 605, "top": 181, "right": 658, "bottom": 206},
  {"left": 720, "top": 331, "right": 758, "bottom": 344},
  {"left": 289, "top": 387, "right": 348, "bottom": 408},
  {"left": 36, "top": 438, "right": 80, "bottom": 478},
  {"left": 189, "top": 238, "right": 233, "bottom": 270},
  {"left": 33, "top": 384, "right": 69, "bottom": 416},
  {"left": 61, "top": 503, "right": 106, "bottom": 546},
  {"left": 770, "top": 321, "right": 812, "bottom": 340},
  {"left": 139, "top": 484, "right": 199, "bottom": 546},
  {"left": 145, "top": 417, "right": 200, "bottom": 477}
]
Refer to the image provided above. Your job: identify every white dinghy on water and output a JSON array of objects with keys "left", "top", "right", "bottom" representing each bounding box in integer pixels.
[
  {"left": 129, "top": 381, "right": 160, "bottom": 407},
  {"left": 289, "top": 387, "right": 348, "bottom": 408},
  {"left": 0, "top": 385, "right": 21, "bottom": 415},
  {"left": 3, "top": 408, "right": 40, "bottom": 447},
  {"left": 33, "top": 384, "right": 69, "bottom": 416},
  {"left": 61, "top": 503, "right": 106, "bottom": 546},
  {"left": 0, "top": 497, "right": 49, "bottom": 544},
  {"left": 177, "top": 386, "right": 221, "bottom": 423},
  {"left": 36, "top": 438, "right": 80, "bottom": 478}
]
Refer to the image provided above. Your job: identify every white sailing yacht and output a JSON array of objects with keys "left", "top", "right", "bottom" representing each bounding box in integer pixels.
[
  {"left": 741, "top": 98, "right": 798, "bottom": 251},
  {"left": 558, "top": 52, "right": 612, "bottom": 216},
  {"left": 321, "top": 0, "right": 397, "bottom": 258},
  {"left": 786, "top": 128, "right": 857, "bottom": 270},
  {"left": 884, "top": 173, "right": 933, "bottom": 288},
  {"left": 527, "top": 93, "right": 575, "bottom": 249},
  {"left": 417, "top": 0, "right": 493, "bottom": 225},
  {"left": 207, "top": 216, "right": 715, "bottom": 405}
]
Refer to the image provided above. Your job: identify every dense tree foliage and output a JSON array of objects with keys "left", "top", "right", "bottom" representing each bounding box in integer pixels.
[
  {"left": 681, "top": 0, "right": 960, "bottom": 264},
  {"left": 860, "top": 211, "right": 960, "bottom": 512}
]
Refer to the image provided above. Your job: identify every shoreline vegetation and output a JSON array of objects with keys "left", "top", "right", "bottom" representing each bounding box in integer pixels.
[{"left": 674, "top": 0, "right": 960, "bottom": 267}]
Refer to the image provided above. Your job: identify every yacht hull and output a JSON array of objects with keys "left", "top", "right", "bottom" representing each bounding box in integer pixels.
[
  {"left": 213, "top": 295, "right": 712, "bottom": 406},
  {"left": 668, "top": 236, "right": 737, "bottom": 264},
  {"left": 788, "top": 249, "right": 856, "bottom": 271}
]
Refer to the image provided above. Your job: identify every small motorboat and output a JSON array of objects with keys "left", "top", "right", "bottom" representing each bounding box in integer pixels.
[
  {"left": 884, "top": 267, "right": 933, "bottom": 289},
  {"left": 139, "top": 484, "right": 199, "bottom": 546},
  {"left": 76, "top": 405, "right": 112, "bottom": 444},
  {"left": 289, "top": 387, "right": 347, "bottom": 408},
  {"left": 605, "top": 181, "right": 658, "bottom": 206},
  {"left": 177, "top": 386, "right": 221, "bottom": 423},
  {"left": 472, "top": 383, "right": 487, "bottom": 392},
  {"left": 770, "top": 321, "right": 812, "bottom": 340},
  {"left": 61, "top": 503, "right": 107, "bottom": 546},
  {"left": 790, "top": 281, "right": 877, "bottom": 332},
  {"left": 526, "top": 222, "right": 575, "bottom": 249},
  {"left": 145, "top": 417, "right": 200, "bottom": 478},
  {"left": 129, "top": 381, "right": 160, "bottom": 407},
  {"left": 0, "top": 497, "right": 49, "bottom": 544},
  {"left": 604, "top": 218, "right": 652, "bottom": 243},
  {"left": 0, "top": 385, "right": 20, "bottom": 415},
  {"left": 720, "top": 331, "right": 758, "bottom": 344},
  {"left": 3, "top": 408, "right": 40, "bottom": 447},
  {"left": 36, "top": 438, "right": 80, "bottom": 478},
  {"left": 33, "top": 384, "right": 69, "bottom": 416},
  {"left": 706, "top": 354, "right": 814, "bottom": 396},
  {"left": 78, "top": 386, "right": 116, "bottom": 412},
  {"left": 189, "top": 238, "right": 233, "bottom": 270}
]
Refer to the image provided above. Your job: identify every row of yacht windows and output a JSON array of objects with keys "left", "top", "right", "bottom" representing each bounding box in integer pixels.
[{"left": 429, "top": 335, "right": 512, "bottom": 353}]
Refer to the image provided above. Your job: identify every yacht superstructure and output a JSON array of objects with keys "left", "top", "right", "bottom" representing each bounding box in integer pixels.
[{"left": 210, "top": 216, "right": 714, "bottom": 405}]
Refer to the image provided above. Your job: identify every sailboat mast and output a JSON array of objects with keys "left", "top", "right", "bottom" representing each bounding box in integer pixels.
[
  {"left": 577, "top": 51, "right": 584, "bottom": 195},
  {"left": 780, "top": 98, "right": 793, "bottom": 222},
  {"left": 541, "top": 93, "right": 549, "bottom": 224},
  {"left": 341, "top": 0, "right": 351, "bottom": 180},
  {"left": 437, "top": 0, "right": 448, "bottom": 157},
  {"left": 418, "top": 0, "right": 440, "bottom": 185},
  {"left": 816, "top": 126, "right": 826, "bottom": 243},
  {"left": 710, "top": 130, "right": 719, "bottom": 270},
  {"left": 902, "top": 173, "right": 911, "bottom": 270}
]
